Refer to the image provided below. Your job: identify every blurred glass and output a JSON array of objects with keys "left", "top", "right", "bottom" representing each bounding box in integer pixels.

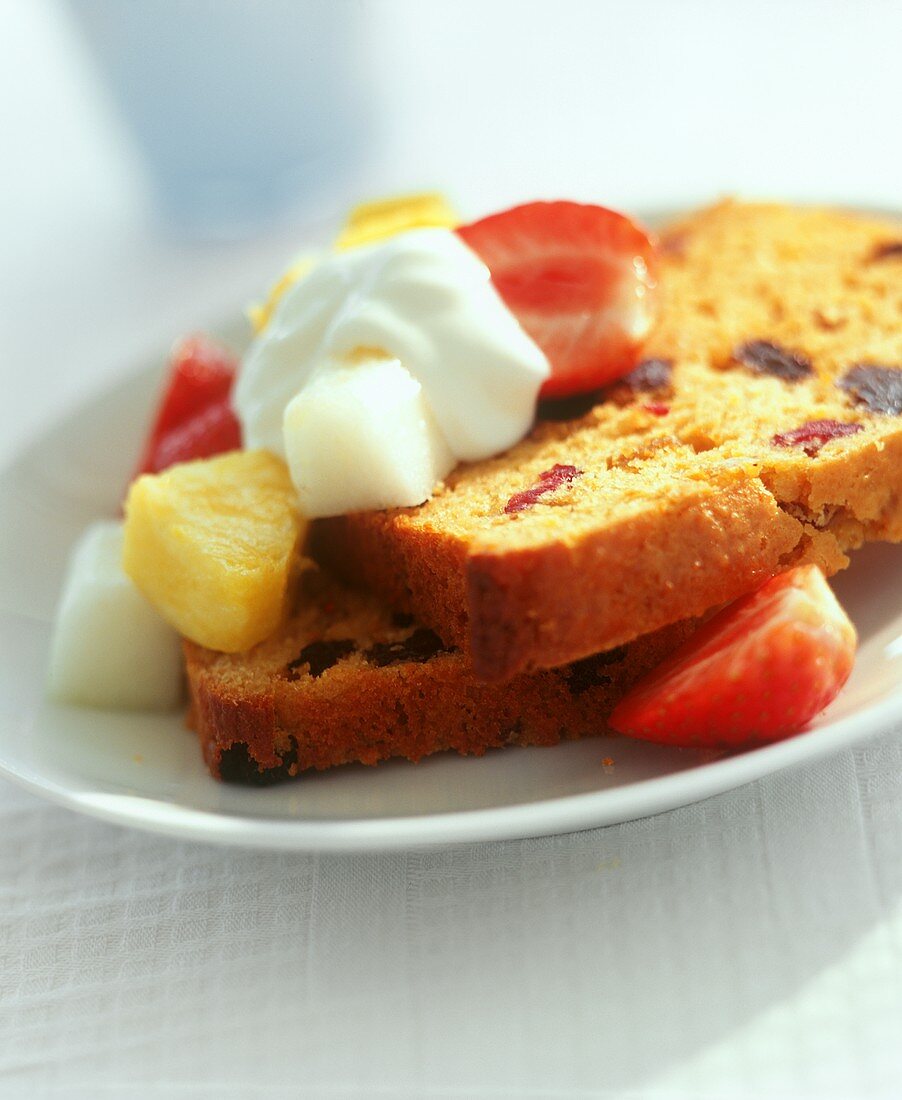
[{"left": 64, "top": 0, "right": 374, "bottom": 237}]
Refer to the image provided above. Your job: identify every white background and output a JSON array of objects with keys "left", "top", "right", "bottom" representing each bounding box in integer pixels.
[{"left": 2, "top": 1, "right": 902, "bottom": 1096}]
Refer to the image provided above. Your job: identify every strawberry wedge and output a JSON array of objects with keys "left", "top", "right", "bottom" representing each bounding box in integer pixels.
[
  {"left": 135, "top": 335, "right": 242, "bottom": 477},
  {"left": 609, "top": 565, "right": 857, "bottom": 748},
  {"left": 457, "top": 201, "right": 657, "bottom": 398}
]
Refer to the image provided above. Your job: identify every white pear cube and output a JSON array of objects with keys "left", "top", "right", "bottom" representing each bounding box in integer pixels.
[
  {"left": 283, "top": 356, "right": 455, "bottom": 517},
  {"left": 48, "top": 521, "right": 184, "bottom": 710}
]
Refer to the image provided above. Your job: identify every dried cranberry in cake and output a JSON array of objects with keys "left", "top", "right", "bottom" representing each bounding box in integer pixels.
[
  {"left": 457, "top": 202, "right": 658, "bottom": 398},
  {"left": 642, "top": 403, "right": 670, "bottom": 417},
  {"left": 732, "top": 340, "right": 813, "bottom": 382},
  {"left": 504, "top": 464, "right": 583, "bottom": 514},
  {"left": 286, "top": 638, "right": 356, "bottom": 680},
  {"left": 772, "top": 419, "right": 863, "bottom": 457},
  {"left": 364, "top": 628, "right": 447, "bottom": 667},
  {"left": 837, "top": 364, "right": 902, "bottom": 415}
]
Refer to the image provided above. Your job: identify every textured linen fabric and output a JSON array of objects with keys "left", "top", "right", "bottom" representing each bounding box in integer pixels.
[{"left": 1, "top": 726, "right": 901, "bottom": 1098}]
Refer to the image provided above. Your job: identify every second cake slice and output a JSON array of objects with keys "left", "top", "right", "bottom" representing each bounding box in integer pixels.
[{"left": 185, "top": 566, "right": 696, "bottom": 784}]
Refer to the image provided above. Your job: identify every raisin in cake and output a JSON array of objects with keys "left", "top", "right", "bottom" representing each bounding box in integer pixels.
[
  {"left": 315, "top": 201, "right": 902, "bottom": 680},
  {"left": 185, "top": 566, "right": 695, "bottom": 784}
]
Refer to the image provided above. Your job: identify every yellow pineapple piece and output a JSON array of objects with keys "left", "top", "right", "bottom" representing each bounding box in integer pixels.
[
  {"left": 335, "top": 192, "right": 458, "bottom": 251},
  {"left": 123, "top": 451, "right": 306, "bottom": 653}
]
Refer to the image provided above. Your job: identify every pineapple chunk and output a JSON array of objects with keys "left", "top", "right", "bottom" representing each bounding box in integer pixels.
[
  {"left": 123, "top": 450, "right": 305, "bottom": 652},
  {"left": 335, "top": 192, "right": 458, "bottom": 250}
]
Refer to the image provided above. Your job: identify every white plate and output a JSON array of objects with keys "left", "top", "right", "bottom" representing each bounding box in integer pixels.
[{"left": 2, "top": 315, "right": 901, "bottom": 852}]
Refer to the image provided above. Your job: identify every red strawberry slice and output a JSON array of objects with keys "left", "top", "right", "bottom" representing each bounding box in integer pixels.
[
  {"left": 135, "top": 334, "right": 241, "bottom": 476},
  {"left": 456, "top": 201, "right": 657, "bottom": 399},
  {"left": 608, "top": 565, "right": 857, "bottom": 748},
  {"left": 144, "top": 399, "right": 242, "bottom": 474}
]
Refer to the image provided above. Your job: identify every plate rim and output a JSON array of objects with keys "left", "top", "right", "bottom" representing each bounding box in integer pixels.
[{"left": 0, "top": 685, "right": 898, "bottom": 851}]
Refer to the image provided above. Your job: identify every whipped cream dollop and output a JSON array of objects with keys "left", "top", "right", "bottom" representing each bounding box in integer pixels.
[{"left": 235, "top": 228, "right": 550, "bottom": 517}]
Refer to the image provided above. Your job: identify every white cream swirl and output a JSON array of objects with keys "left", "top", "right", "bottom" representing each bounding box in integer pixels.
[{"left": 235, "top": 228, "right": 549, "bottom": 517}]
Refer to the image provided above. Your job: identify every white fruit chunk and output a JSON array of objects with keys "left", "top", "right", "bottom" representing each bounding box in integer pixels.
[
  {"left": 47, "top": 521, "right": 184, "bottom": 710},
  {"left": 283, "top": 355, "right": 455, "bottom": 517}
]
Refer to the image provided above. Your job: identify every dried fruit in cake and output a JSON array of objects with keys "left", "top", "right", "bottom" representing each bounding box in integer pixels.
[
  {"left": 608, "top": 565, "right": 856, "bottom": 748},
  {"left": 772, "top": 419, "right": 863, "bottom": 457},
  {"left": 504, "top": 464, "right": 583, "bottom": 513},
  {"left": 837, "top": 364, "right": 902, "bottom": 416},
  {"left": 457, "top": 201, "right": 657, "bottom": 398},
  {"left": 731, "top": 339, "right": 813, "bottom": 383},
  {"left": 619, "top": 357, "right": 674, "bottom": 394},
  {"left": 135, "top": 335, "right": 242, "bottom": 475}
]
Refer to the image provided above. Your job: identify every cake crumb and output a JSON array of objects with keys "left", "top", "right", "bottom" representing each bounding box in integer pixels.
[{"left": 133, "top": 754, "right": 144, "bottom": 764}]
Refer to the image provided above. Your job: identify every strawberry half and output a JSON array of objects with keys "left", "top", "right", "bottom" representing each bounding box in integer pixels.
[
  {"left": 608, "top": 565, "right": 857, "bottom": 749},
  {"left": 456, "top": 201, "right": 657, "bottom": 399},
  {"left": 135, "top": 334, "right": 241, "bottom": 476},
  {"left": 144, "top": 399, "right": 242, "bottom": 473}
]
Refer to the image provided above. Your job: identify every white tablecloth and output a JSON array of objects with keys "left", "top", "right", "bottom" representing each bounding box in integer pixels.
[
  {"left": 3, "top": 3, "right": 902, "bottom": 1095},
  {"left": 3, "top": 735, "right": 902, "bottom": 1098}
]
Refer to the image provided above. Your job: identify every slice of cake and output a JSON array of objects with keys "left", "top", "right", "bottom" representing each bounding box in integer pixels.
[
  {"left": 314, "top": 201, "right": 902, "bottom": 680},
  {"left": 184, "top": 566, "right": 696, "bottom": 784}
]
